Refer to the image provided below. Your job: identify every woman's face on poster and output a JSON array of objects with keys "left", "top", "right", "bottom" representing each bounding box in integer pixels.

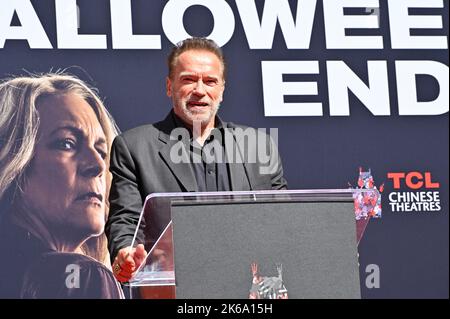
[{"left": 21, "top": 93, "right": 108, "bottom": 238}]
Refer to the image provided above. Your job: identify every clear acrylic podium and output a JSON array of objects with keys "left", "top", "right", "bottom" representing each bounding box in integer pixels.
[{"left": 125, "top": 189, "right": 379, "bottom": 299}]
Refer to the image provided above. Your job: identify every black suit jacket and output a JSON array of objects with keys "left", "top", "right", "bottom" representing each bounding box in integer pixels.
[{"left": 105, "top": 112, "right": 287, "bottom": 260}]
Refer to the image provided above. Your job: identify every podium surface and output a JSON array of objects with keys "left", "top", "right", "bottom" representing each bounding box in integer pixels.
[{"left": 127, "top": 189, "right": 378, "bottom": 299}]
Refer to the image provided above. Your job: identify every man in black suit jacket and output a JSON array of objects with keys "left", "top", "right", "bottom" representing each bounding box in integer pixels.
[{"left": 106, "top": 38, "right": 287, "bottom": 283}]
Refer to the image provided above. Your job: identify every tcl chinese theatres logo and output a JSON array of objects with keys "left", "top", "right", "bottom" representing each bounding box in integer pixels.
[{"left": 387, "top": 172, "right": 441, "bottom": 212}]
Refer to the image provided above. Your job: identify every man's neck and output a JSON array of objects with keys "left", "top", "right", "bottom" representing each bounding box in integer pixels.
[
  {"left": 192, "top": 120, "right": 215, "bottom": 146},
  {"left": 172, "top": 111, "right": 218, "bottom": 146}
]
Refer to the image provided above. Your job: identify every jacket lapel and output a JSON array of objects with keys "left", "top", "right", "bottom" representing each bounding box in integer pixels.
[
  {"left": 223, "top": 125, "right": 253, "bottom": 191},
  {"left": 156, "top": 113, "right": 198, "bottom": 192},
  {"left": 155, "top": 112, "right": 253, "bottom": 192}
]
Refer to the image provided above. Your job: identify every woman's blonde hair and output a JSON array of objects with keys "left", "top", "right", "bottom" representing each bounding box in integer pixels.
[{"left": 0, "top": 72, "right": 119, "bottom": 264}]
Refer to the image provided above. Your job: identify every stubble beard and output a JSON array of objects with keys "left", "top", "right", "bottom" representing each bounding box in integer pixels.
[{"left": 178, "top": 99, "right": 221, "bottom": 127}]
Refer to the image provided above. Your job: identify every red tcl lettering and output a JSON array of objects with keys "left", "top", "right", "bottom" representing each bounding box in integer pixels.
[{"left": 387, "top": 172, "right": 440, "bottom": 189}]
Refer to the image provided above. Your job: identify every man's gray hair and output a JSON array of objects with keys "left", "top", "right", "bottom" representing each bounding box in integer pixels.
[{"left": 167, "top": 37, "right": 226, "bottom": 80}]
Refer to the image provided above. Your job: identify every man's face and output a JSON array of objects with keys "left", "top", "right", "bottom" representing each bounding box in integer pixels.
[{"left": 166, "top": 49, "right": 225, "bottom": 128}]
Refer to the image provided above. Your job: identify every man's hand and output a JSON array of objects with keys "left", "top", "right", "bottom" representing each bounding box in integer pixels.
[{"left": 112, "top": 244, "right": 147, "bottom": 283}]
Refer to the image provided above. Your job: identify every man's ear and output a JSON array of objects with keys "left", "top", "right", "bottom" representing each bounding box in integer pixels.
[
  {"left": 219, "top": 80, "right": 225, "bottom": 102},
  {"left": 166, "top": 77, "right": 172, "bottom": 97}
]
